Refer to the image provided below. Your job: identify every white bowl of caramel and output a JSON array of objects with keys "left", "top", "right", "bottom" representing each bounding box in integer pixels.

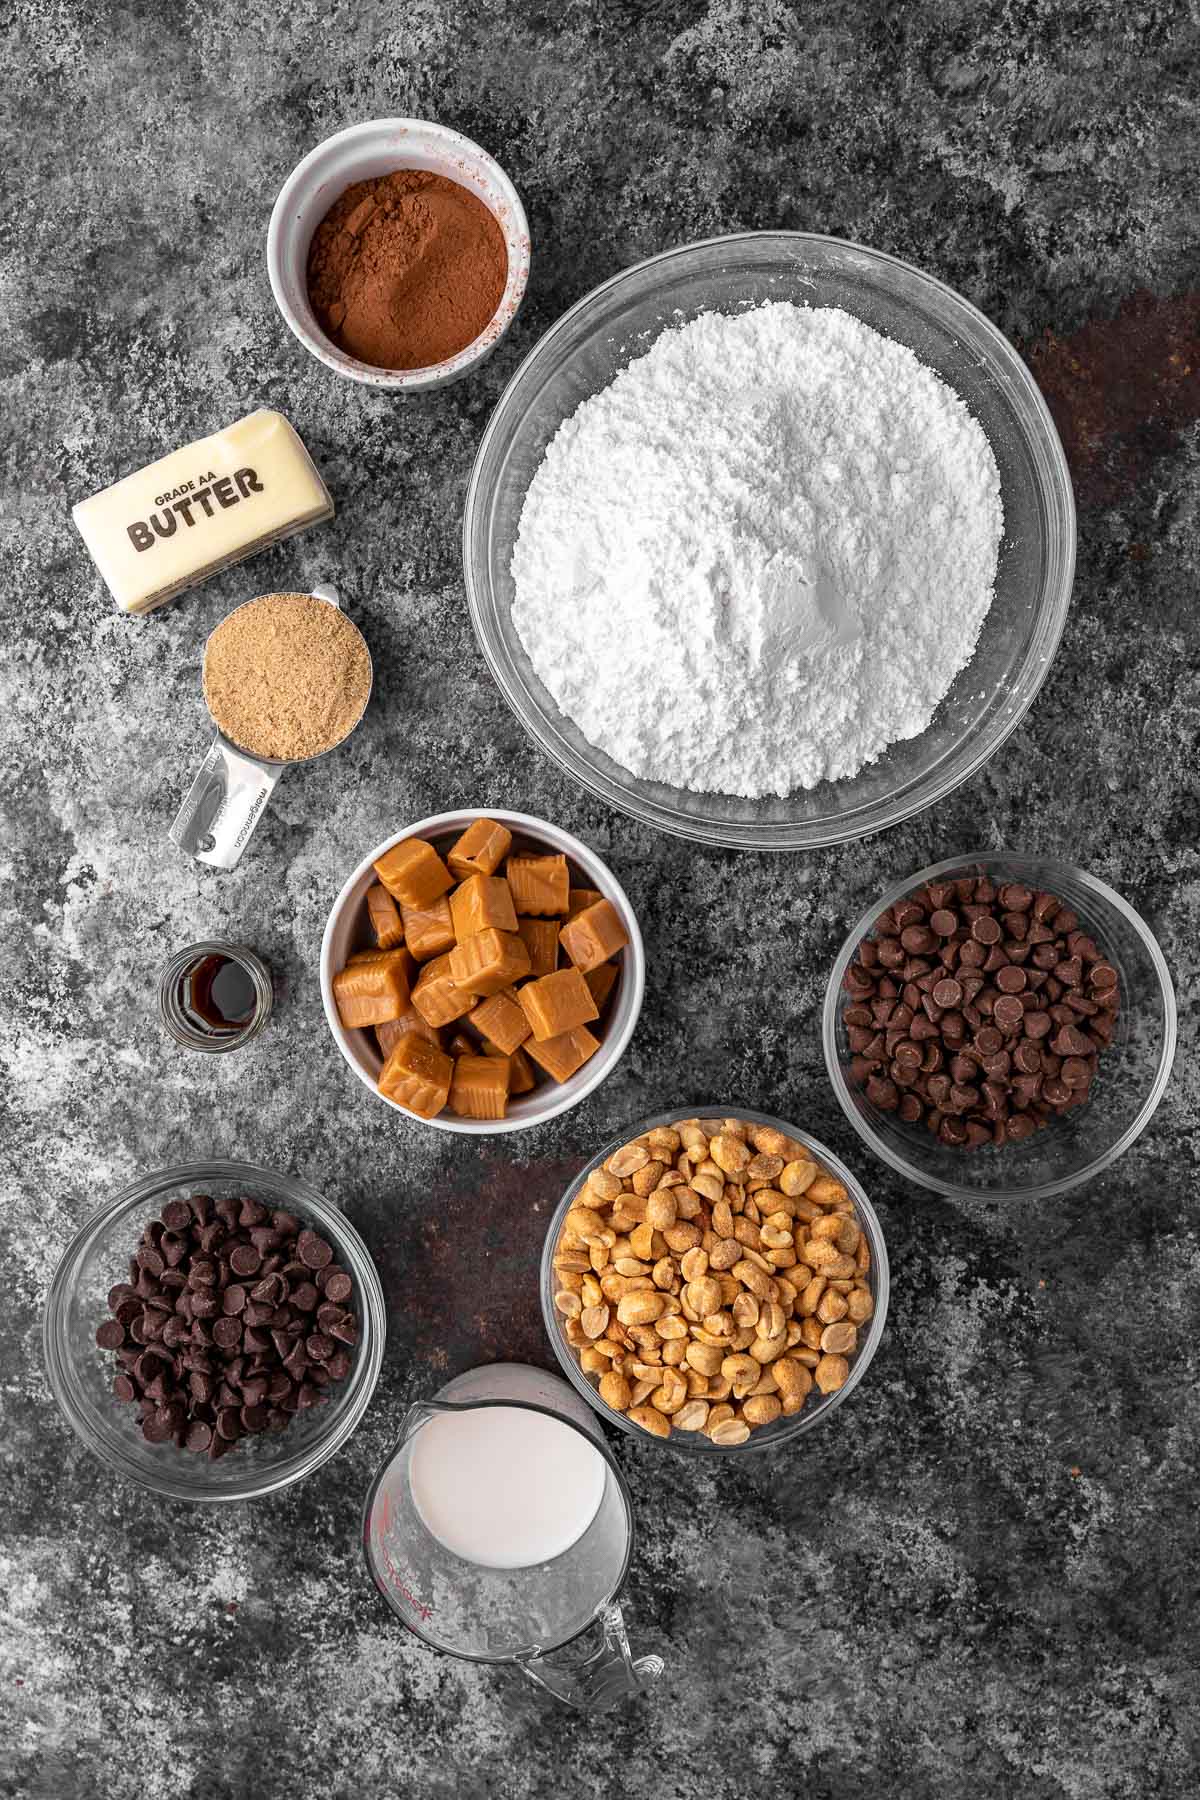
[{"left": 320, "top": 810, "right": 645, "bottom": 1134}]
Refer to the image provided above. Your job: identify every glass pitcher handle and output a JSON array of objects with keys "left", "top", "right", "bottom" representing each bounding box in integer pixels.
[{"left": 517, "top": 1602, "right": 663, "bottom": 1713}]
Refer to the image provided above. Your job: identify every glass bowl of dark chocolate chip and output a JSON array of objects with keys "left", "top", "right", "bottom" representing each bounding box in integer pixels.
[
  {"left": 44, "top": 1160, "right": 385, "bottom": 1501},
  {"left": 823, "top": 855, "right": 1177, "bottom": 1201}
]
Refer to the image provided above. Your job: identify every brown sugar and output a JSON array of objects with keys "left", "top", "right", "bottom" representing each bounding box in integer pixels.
[
  {"left": 203, "top": 592, "right": 372, "bottom": 763},
  {"left": 306, "top": 169, "right": 508, "bottom": 371}
]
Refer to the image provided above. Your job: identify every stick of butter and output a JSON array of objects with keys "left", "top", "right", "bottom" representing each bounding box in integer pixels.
[{"left": 72, "top": 408, "right": 335, "bottom": 615}]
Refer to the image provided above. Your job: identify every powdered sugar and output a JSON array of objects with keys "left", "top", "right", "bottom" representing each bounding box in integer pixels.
[{"left": 511, "top": 303, "right": 1003, "bottom": 798}]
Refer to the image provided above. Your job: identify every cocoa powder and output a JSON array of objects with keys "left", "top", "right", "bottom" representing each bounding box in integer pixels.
[
  {"left": 306, "top": 169, "right": 508, "bottom": 371},
  {"left": 203, "top": 592, "right": 372, "bottom": 763}
]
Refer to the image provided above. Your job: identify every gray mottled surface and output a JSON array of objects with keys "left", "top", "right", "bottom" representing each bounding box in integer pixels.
[{"left": 2, "top": 2, "right": 1198, "bottom": 1796}]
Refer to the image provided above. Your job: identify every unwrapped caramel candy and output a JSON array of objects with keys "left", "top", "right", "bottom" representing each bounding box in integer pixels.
[
  {"left": 517, "top": 917, "right": 559, "bottom": 977},
  {"left": 525, "top": 1025, "right": 600, "bottom": 1083},
  {"left": 450, "top": 873, "right": 517, "bottom": 940},
  {"left": 449, "top": 1054, "right": 510, "bottom": 1120},
  {"left": 448, "top": 817, "right": 512, "bottom": 881},
  {"left": 333, "top": 948, "right": 411, "bottom": 1029},
  {"left": 379, "top": 1031, "right": 453, "bottom": 1118},
  {"left": 401, "top": 895, "right": 455, "bottom": 962},
  {"left": 518, "top": 967, "right": 599, "bottom": 1041},
  {"left": 411, "top": 952, "right": 473, "bottom": 1027},
  {"left": 366, "top": 882, "right": 405, "bottom": 949},
  {"left": 559, "top": 898, "right": 630, "bottom": 973},
  {"left": 468, "top": 988, "right": 530, "bottom": 1055},
  {"left": 507, "top": 853, "right": 569, "bottom": 916},
  {"left": 375, "top": 838, "right": 454, "bottom": 909},
  {"left": 449, "top": 928, "right": 531, "bottom": 998}
]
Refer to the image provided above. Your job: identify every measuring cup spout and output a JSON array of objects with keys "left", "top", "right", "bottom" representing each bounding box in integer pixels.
[{"left": 516, "top": 1600, "right": 664, "bottom": 1713}]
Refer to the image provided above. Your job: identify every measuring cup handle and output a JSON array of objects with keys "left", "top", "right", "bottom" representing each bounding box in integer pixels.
[
  {"left": 169, "top": 733, "right": 283, "bottom": 870},
  {"left": 517, "top": 1601, "right": 663, "bottom": 1713}
]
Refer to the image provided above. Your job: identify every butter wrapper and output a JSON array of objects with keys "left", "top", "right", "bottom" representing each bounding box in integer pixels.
[{"left": 72, "top": 409, "right": 334, "bottom": 615}]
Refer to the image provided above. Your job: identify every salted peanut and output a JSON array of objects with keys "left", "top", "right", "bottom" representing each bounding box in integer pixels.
[
  {"left": 586, "top": 1167, "right": 623, "bottom": 1203},
  {"left": 627, "top": 1403, "right": 671, "bottom": 1439},
  {"left": 616, "top": 1291, "right": 666, "bottom": 1326},
  {"left": 518, "top": 966, "right": 599, "bottom": 1041},
  {"left": 365, "top": 882, "right": 405, "bottom": 950},
  {"left": 447, "top": 816, "right": 513, "bottom": 881},
  {"left": 651, "top": 1368, "right": 688, "bottom": 1413},
  {"left": 450, "top": 873, "right": 518, "bottom": 942},
  {"left": 516, "top": 916, "right": 559, "bottom": 978},
  {"left": 679, "top": 1247, "right": 708, "bottom": 1283},
  {"left": 507, "top": 852, "right": 569, "bottom": 917},
  {"left": 816, "top": 1288, "right": 848, "bottom": 1325},
  {"left": 743, "top": 1393, "right": 782, "bottom": 1428},
  {"left": 630, "top": 1160, "right": 664, "bottom": 1197},
  {"left": 469, "top": 988, "right": 530, "bottom": 1055},
  {"left": 708, "top": 1239, "right": 741, "bottom": 1273},
  {"left": 399, "top": 894, "right": 455, "bottom": 962},
  {"left": 721, "top": 1353, "right": 759, "bottom": 1400},
  {"left": 525, "top": 1025, "right": 600, "bottom": 1084},
  {"left": 733, "top": 1258, "right": 773, "bottom": 1300},
  {"left": 709, "top": 1132, "right": 751, "bottom": 1175},
  {"left": 779, "top": 1159, "right": 820, "bottom": 1196},
  {"left": 629, "top": 1222, "right": 656, "bottom": 1261},
  {"left": 333, "top": 951, "right": 412, "bottom": 1029},
  {"left": 808, "top": 1174, "right": 848, "bottom": 1207},
  {"left": 820, "top": 1321, "right": 858, "bottom": 1356},
  {"left": 579, "top": 1347, "right": 607, "bottom": 1375},
  {"left": 690, "top": 1173, "right": 724, "bottom": 1205},
  {"left": 758, "top": 1300, "right": 786, "bottom": 1341},
  {"left": 448, "top": 927, "right": 531, "bottom": 999},
  {"left": 799, "top": 1316, "right": 824, "bottom": 1352},
  {"left": 607, "top": 1142, "right": 649, "bottom": 1177},
  {"left": 559, "top": 898, "right": 630, "bottom": 974},
  {"left": 731, "top": 1291, "right": 760, "bottom": 1331},
  {"left": 580, "top": 1304, "right": 610, "bottom": 1339},
  {"left": 599, "top": 1370, "right": 631, "bottom": 1412},
  {"left": 797, "top": 1275, "right": 827, "bottom": 1316},
  {"left": 773, "top": 1357, "right": 813, "bottom": 1403},
  {"left": 448, "top": 1054, "right": 510, "bottom": 1121},
  {"left": 815, "top": 1353, "right": 850, "bottom": 1394},
  {"left": 378, "top": 1031, "right": 453, "bottom": 1119},
  {"left": 411, "top": 953, "right": 474, "bottom": 1028},
  {"left": 685, "top": 1341, "right": 724, "bottom": 1377},
  {"left": 749, "top": 1126, "right": 792, "bottom": 1157},
  {"left": 674, "top": 1400, "right": 709, "bottom": 1432},
  {"left": 684, "top": 1275, "right": 722, "bottom": 1318},
  {"left": 747, "top": 1152, "right": 784, "bottom": 1182},
  {"left": 374, "top": 837, "right": 454, "bottom": 908},
  {"left": 847, "top": 1286, "right": 874, "bottom": 1324},
  {"left": 709, "top": 1417, "right": 751, "bottom": 1447},
  {"left": 673, "top": 1187, "right": 703, "bottom": 1220},
  {"left": 554, "top": 1289, "right": 583, "bottom": 1318},
  {"left": 654, "top": 1314, "right": 689, "bottom": 1341}
]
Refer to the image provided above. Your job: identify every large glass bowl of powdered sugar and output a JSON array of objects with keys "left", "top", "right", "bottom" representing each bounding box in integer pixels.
[{"left": 464, "top": 232, "right": 1074, "bottom": 848}]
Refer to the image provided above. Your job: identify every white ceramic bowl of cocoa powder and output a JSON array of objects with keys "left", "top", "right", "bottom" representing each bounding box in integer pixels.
[
  {"left": 267, "top": 117, "right": 531, "bottom": 392},
  {"left": 320, "top": 810, "right": 645, "bottom": 1134}
]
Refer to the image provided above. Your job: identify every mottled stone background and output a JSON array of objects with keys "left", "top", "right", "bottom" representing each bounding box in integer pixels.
[{"left": 2, "top": 2, "right": 1197, "bottom": 1797}]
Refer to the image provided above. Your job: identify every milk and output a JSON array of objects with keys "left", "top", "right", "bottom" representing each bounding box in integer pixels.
[{"left": 409, "top": 1402, "right": 606, "bottom": 1570}]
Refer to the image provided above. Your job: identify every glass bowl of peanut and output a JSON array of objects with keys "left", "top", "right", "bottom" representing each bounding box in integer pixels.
[{"left": 540, "top": 1108, "right": 889, "bottom": 1453}]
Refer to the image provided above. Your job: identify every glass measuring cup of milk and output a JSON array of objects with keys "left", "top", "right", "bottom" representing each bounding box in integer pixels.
[
  {"left": 362, "top": 1363, "right": 663, "bottom": 1711},
  {"left": 169, "top": 583, "right": 372, "bottom": 869}
]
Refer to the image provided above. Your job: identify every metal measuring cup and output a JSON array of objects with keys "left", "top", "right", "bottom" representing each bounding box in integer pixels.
[{"left": 170, "top": 584, "right": 372, "bottom": 869}]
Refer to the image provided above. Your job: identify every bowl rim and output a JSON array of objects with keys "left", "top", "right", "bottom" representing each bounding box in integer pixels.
[
  {"left": 822, "top": 851, "right": 1179, "bottom": 1200},
  {"left": 463, "top": 227, "right": 1076, "bottom": 848},
  {"left": 319, "top": 808, "right": 646, "bottom": 1135},
  {"left": 43, "top": 1158, "right": 387, "bottom": 1503},
  {"left": 266, "top": 115, "right": 531, "bottom": 391},
  {"left": 538, "top": 1105, "right": 890, "bottom": 1453}
]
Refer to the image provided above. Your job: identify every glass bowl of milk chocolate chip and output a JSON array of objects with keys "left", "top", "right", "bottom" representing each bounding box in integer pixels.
[
  {"left": 465, "top": 231, "right": 1075, "bottom": 849},
  {"left": 823, "top": 854, "right": 1177, "bottom": 1201},
  {"left": 44, "top": 1160, "right": 385, "bottom": 1502}
]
